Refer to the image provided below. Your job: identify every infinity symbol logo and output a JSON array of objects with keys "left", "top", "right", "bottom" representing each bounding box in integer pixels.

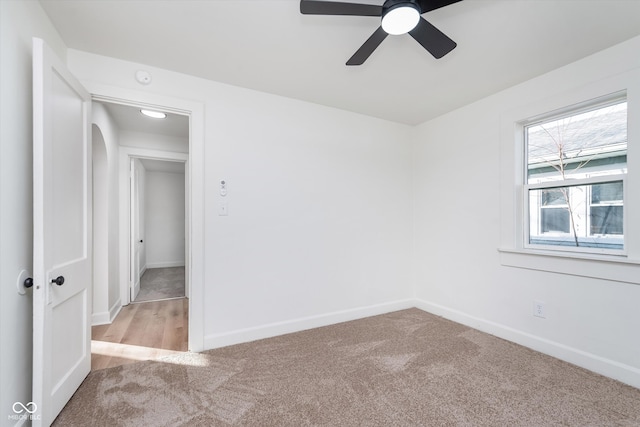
[{"left": 12, "top": 401, "right": 37, "bottom": 414}]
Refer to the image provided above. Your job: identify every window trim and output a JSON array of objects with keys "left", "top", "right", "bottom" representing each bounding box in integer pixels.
[
  {"left": 498, "top": 68, "right": 640, "bottom": 281},
  {"left": 522, "top": 93, "right": 628, "bottom": 256},
  {"left": 498, "top": 247, "right": 640, "bottom": 285},
  {"left": 526, "top": 174, "right": 625, "bottom": 191}
]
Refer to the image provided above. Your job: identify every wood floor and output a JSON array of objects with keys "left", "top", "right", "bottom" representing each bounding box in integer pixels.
[{"left": 91, "top": 298, "right": 188, "bottom": 371}]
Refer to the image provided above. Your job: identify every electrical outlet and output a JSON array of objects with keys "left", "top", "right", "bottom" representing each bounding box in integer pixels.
[{"left": 533, "top": 301, "right": 546, "bottom": 318}]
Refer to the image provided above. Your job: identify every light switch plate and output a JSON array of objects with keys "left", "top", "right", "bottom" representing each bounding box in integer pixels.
[{"left": 218, "top": 201, "right": 228, "bottom": 216}]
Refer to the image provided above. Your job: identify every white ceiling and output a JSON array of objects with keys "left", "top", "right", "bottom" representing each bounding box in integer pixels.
[{"left": 40, "top": 0, "right": 640, "bottom": 125}]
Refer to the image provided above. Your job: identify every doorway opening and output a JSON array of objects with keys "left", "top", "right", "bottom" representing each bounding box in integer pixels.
[
  {"left": 90, "top": 100, "right": 190, "bottom": 370},
  {"left": 130, "top": 157, "right": 187, "bottom": 304}
]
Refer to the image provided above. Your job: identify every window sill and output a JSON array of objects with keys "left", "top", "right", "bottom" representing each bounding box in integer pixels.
[{"left": 498, "top": 248, "right": 640, "bottom": 285}]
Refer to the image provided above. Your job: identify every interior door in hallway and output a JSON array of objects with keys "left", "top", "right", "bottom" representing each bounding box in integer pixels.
[
  {"left": 32, "top": 37, "right": 92, "bottom": 426},
  {"left": 130, "top": 159, "right": 143, "bottom": 301}
]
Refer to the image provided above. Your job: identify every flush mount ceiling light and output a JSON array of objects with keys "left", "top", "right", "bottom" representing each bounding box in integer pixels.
[
  {"left": 140, "top": 109, "right": 167, "bottom": 119},
  {"left": 381, "top": 1, "right": 420, "bottom": 35}
]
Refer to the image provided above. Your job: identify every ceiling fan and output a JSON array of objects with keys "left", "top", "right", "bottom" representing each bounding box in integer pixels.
[{"left": 300, "top": 0, "right": 462, "bottom": 65}]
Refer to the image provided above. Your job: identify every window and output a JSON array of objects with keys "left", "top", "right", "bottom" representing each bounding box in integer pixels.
[
  {"left": 499, "top": 68, "right": 640, "bottom": 282},
  {"left": 524, "top": 98, "right": 627, "bottom": 253}
]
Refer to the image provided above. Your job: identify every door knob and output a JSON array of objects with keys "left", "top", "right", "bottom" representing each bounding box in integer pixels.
[{"left": 51, "top": 276, "right": 65, "bottom": 286}]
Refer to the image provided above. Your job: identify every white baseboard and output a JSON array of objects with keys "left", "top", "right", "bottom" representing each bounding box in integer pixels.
[
  {"left": 109, "top": 298, "right": 122, "bottom": 321},
  {"left": 204, "top": 299, "right": 415, "bottom": 350},
  {"left": 414, "top": 298, "right": 640, "bottom": 390},
  {"left": 145, "top": 261, "right": 185, "bottom": 269},
  {"left": 91, "top": 298, "right": 122, "bottom": 326},
  {"left": 92, "top": 311, "right": 110, "bottom": 326},
  {"left": 133, "top": 279, "right": 140, "bottom": 301}
]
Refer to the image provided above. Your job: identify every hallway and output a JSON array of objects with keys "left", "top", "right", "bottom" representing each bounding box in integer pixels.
[
  {"left": 135, "top": 266, "right": 186, "bottom": 302},
  {"left": 91, "top": 298, "right": 188, "bottom": 370}
]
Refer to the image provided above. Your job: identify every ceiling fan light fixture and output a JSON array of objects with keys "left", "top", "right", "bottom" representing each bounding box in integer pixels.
[
  {"left": 381, "top": 2, "right": 420, "bottom": 35},
  {"left": 299, "top": 0, "right": 460, "bottom": 65}
]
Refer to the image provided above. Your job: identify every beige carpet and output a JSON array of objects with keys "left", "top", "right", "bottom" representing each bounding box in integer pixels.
[
  {"left": 135, "top": 267, "right": 185, "bottom": 302},
  {"left": 54, "top": 308, "right": 640, "bottom": 426}
]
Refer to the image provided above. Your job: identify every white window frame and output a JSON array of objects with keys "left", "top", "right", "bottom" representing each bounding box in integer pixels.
[{"left": 498, "top": 69, "right": 640, "bottom": 284}]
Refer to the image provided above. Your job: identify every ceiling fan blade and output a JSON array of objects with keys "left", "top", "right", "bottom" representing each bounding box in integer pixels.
[
  {"left": 408, "top": 17, "right": 456, "bottom": 59},
  {"left": 300, "top": 0, "right": 383, "bottom": 16},
  {"left": 346, "top": 26, "right": 388, "bottom": 66},
  {"left": 417, "top": 0, "right": 463, "bottom": 14}
]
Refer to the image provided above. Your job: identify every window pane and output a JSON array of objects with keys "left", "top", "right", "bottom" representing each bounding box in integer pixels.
[
  {"left": 542, "top": 189, "right": 567, "bottom": 206},
  {"left": 590, "top": 206, "right": 623, "bottom": 235},
  {"left": 592, "top": 181, "right": 623, "bottom": 204},
  {"left": 529, "top": 179, "right": 624, "bottom": 250},
  {"left": 526, "top": 101, "right": 627, "bottom": 183},
  {"left": 541, "top": 208, "right": 570, "bottom": 233}
]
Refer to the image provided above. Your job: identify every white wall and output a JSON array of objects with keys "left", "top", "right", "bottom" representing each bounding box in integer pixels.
[
  {"left": 412, "top": 36, "right": 640, "bottom": 388},
  {"left": 68, "top": 49, "right": 415, "bottom": 348},
  {"left": 92, "top": 125, "right": 109, "bottom": 322},
  {"left": 0, "top": 0, "right": 68, "bottom": 423},
  {"left": 91, "top": 102, "right": 121, "bottom": 324},
  {"left": 120, "top": 130, "right": 188, "bottom": 154},
  {"left": 145, "top": 171, "right": 186, "bottom": 268}
]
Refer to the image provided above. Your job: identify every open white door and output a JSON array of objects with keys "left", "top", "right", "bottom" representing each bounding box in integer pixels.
[
  {"left": 32, "top": 37, "right": 92, "bottom": 426},
  {"left": 130, "top": 159, "right": 141, "bottom": 301}
]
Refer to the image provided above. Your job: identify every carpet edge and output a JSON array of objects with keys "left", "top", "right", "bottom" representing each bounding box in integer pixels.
[
  {"left": 203, "top": 298, "right": 415, "bottom": 350},
  {"left": 414, "top": 298, "right": 640, "bottom": 390}
]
